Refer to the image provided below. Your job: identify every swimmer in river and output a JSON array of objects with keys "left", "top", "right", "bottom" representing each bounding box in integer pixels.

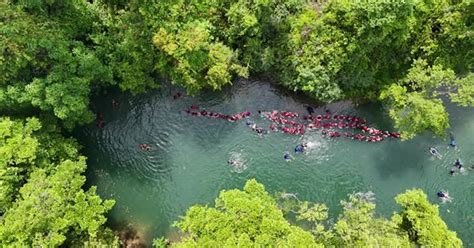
[
  {"left": 139, "top": 144, "right": 152, "bottom": 151},
  {"left": 173, "top": 92, "right": 182, "bottom": 99},
  {"left": 306, "top": 106, "right": 315, "bottom": 115},
  {"left": 429, "top": 147, "right": 442, "bottom": 159},
  {"left": 449, "top": 168, "right": 456, "bottom": 176},
  {"left": 437, "top": 191, "right": 452, "bottom": 203},
  {"left": 96, "top": 113, "right": 105, "bottom": 128},
  {"left": 112, "top": 99, "right": 120, "bottom": 108},
  {"left": 454, "top": 159, "right": 463, "bottom": 169},
  {"left": 294, "top": 144, "right": 306, "bottom": 154},
  {"left": 449, "top": 133, "right": 456, "bottom": 148},
  {"left": 284, "top": 151, "right": 293, "bottom": 162}
]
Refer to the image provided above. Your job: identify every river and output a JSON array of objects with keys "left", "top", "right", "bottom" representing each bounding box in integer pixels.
[{"left": 76, "top": 79, "right": 474, "bottom": 246}]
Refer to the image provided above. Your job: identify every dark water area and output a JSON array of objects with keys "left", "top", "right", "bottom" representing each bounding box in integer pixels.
[{"left": 76, "top": 79, "right": 474, "bottom": 246}]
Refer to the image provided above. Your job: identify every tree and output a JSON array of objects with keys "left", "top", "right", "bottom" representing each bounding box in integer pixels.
[
  {"left": 393, "top": 189, "right": 462, "bottom": 247},
  {"left": 0, "top": 117, "right": 41, "bottom": 211},
  {"left": 0, "top": 158, "right": 115, "bottom": 247},
  {"left": 173, "top": 179, "right": 320, "bottom": 247},
  {"left": 331, "top": 193, "right": 411, "bottom": 247},
  {"left": 0, "top": 2, "right": 112, "bottom": 128},
  {"left": 380, "top": 59, "right": 473, "bottom": 139},
  {"left": 280, "top": 0, "right": 415, "bottom": 102},
  {"left": 153, "top": 20, "right": 248, "bottom": 94},
  {"left": 0, "top": 116, "right": 81, "bottom": 211},
  {"left": 167, "top": 180, "right": 463, "bottom": 247}
]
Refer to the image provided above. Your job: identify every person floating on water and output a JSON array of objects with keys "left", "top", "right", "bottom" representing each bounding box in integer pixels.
[
  {"left": 429, "top": 147, "right": 442, "bottom": 159},
  {"left": 449, "top": 133, "right": 456, "bottom": 148},
  {"left": 453, "top": 159, "right": 465, "bottom": 174},
  {"left": 306, "top": 106, "right": 315, "bottom": 115},
  {"left": 173, "top": 92, "right": 183, "bottom": 100},
  {"left": 96, "top": 113, "right": 105, "bottom": 129},
  {"left": 294, "top": 144, "right": 307, "bottom": 154},
  {"left": 139, "top": 144, "right": 152, "bottom": 151},
  {"left": 111, "top": 99, "right": 120, "bottom": 108},
  {"left": 437, "top": 191, "right": 452, "bottom": 203},
  {"left": 454, "top": 159, "right": 462, "bottom": 169},
  {"left": 284, "top": 151, "right": 293, "bottom": 162}
]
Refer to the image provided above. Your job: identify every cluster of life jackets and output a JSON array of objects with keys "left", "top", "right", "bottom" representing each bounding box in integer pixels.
[
  {"left": 300, "top": 112, "right": 401, "bottom": 141},
  {"left": 185, "top": 105, "right": 251, "bottom": 122},
  {"left": 185, "top": 107, "right": 401, "bottom": 141},
  {"left": 261, "top": 111, "right": 305, "bottom": 135}
]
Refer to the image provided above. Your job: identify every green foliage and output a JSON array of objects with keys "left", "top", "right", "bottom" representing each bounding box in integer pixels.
[
  {"left": 173, "top": 179, "right": 320, "bottom": 247},
  {"left": 0, "top": 157, "right": 115, "bottom": 247},
  {"left": 0, "top": 2, "right": 112, "bottom": 128},
  {"left": 281, "top": 0, "right": 415, "bottom": 102},
  {"left": 153, "top": 21, "right": 248, "bottom": 94},
  {"left": 0, "top": 117, "right": 114, "bottom": 246},
  {"left": 411, "top": 0, "right": 473, "bottom": 74},
  {"left": 153, "top": 237, "right": 169, "bottom": 248},
  {"left": 171, "top": 180, "right": 462, "bottom": 247},
  {"left": 0, "top": 116, "right": 81, "bottom": 210},
  {"left": 380, "top": 59, "right": 473, "bottom": 139},
  {"left": 332, "top": 194, "right": 411, "bottom": 247},
  {"left": 91, "top": 2, "right": 160, "bottom": 94},
  {"left": 393, "top": 189, "right": 462, "bottom": 247},
  {"left": 0, "top": 117, "right": 41, "bottom": 210},
  {"left": 2, "top": 0, "right": 472, "bottom": 245}
]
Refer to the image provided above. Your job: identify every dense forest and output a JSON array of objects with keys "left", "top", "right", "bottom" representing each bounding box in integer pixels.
[{"left": 0, "top": 0, "right": 472, "bottom": 247}]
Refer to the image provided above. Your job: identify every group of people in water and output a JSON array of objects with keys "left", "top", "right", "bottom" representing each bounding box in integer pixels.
[
  {"left": 186, "top": 105, "right": 401, "bottom": 142},
  {"left": 283, "top": 143, "right": 308, "bottom": 161},
  {"left": 429, "top": 134, "right": 473, "bottom": 202},
  {"left": 95, "top": 99, "right": 120, "bottom": 129},
  {"left": 185, "top": 105, "right": 251, "bottom": 122}
]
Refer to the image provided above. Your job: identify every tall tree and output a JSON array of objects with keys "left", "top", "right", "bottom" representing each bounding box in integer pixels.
[
  {"left": 393, "top": 189, "right": 462, "bottom": 247},
  {"left": 172, "top": 179, "right": 320, "bottom": 247},
  {"left": 0, "top": 158, "right": 115, "bottom": 246}
]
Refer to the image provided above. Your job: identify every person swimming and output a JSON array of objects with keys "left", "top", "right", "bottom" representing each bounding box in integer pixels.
[
  {"left": 454, "top": 159, "right": 463, "bottom": 169},
  {"left": 139, "top": 144, "right": 152, "bottom": 151},
  {"left": 449, "top": 168, "right": 456, "bottom": 176},
  {"left": 429, "top": 147, "right": 442, "bottom": 158},
  {"left": 294, "top": 144, "right": 305, "bottom": 153},
  {"left": 449, "top": 133, "right": 456, "bottom": 147},
  {"left": 284, "top": 151, "right": 292, "bottom": 161},
  {"left": 111, "top": 99, "right": 120, "bottom": 108},
  {"left": 437, "top": 191, "right": 452, "bottom": 203},
  {"left": 306, "top": 106, "right": 315, "bottom": 115},
  {"left": 173, "top": 92, "right": 182, "bottom": 99}
]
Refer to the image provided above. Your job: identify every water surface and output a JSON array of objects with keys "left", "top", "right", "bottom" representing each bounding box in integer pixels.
[{"left": 77, "top": 79, "right": 474, "bottom": 246}]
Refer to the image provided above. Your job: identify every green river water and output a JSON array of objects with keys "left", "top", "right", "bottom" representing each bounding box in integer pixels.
[{"left": 76, "top": 79, "right": 474, "bottom": 246}]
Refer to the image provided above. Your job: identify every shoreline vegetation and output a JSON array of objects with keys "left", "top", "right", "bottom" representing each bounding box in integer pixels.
[
  {"left": 152, "top": 179, "right": 462, "bottom": 247},
  {"left": 0, "top": 0, "right": 471, "bottom": 247}
]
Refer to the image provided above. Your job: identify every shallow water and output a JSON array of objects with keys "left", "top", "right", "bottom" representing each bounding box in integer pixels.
[{"left": 76, "top": 79, "right": 474, "bottom": 246}]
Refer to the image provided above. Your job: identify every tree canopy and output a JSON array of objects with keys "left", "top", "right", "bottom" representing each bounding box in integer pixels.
[
  {"left": 172, "top": 179, "right": 319, "bottom": 247},
  {"left": 167, "top": 180, "right": 461, "bottom": 247},
  {"left": 0, "top": 117, "right": 116, "bottom": 247},
  {"left": 2, "top": 0, "right": 472, "bottom": 137},
  {"left": 0, "top": 0, "right": 471, "bottom": 246}
]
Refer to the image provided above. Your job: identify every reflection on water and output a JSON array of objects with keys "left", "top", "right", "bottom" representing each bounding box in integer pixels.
[{"left": 76, "top": 79, "right": 474, "bottom": 246}]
